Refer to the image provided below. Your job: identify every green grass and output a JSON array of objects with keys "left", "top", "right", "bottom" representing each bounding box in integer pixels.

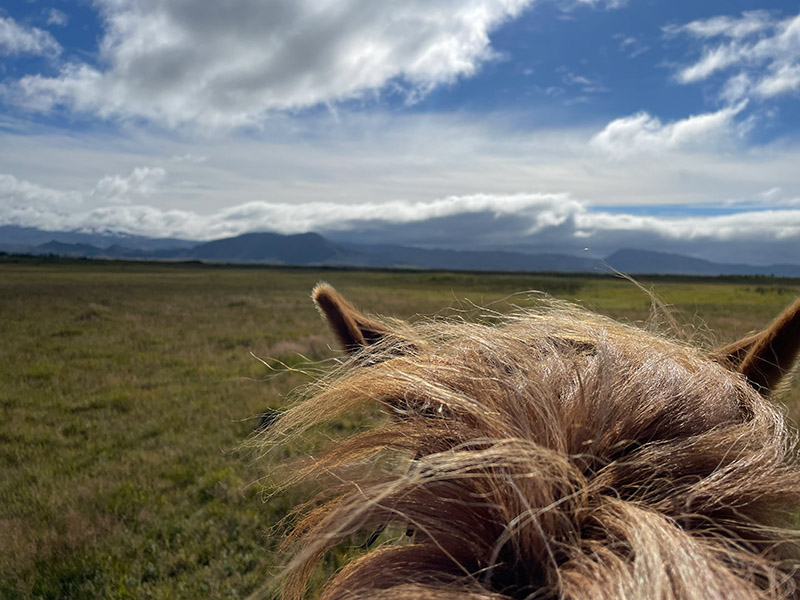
[{"left": 2, "top": 257, "right": 800, "bottom": 599}]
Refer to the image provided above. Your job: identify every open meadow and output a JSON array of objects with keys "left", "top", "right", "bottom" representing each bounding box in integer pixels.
[{"left": 2, "top": 258, "right": 800, "bottom": 599}]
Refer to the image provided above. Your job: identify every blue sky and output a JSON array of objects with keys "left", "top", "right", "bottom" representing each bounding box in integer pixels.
[{"left": 2, "top": 0, "right": 800, "bottom": 263}]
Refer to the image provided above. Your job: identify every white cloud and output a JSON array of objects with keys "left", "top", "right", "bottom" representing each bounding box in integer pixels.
[
  {"left": 559, "top": 68, "right": 608, "bottom": 93},
  {"left": 590, "top": 102, "right": 747, "bottom": 158},
  {"left": 758, "top": 186, "right": 782, "bottom": 201},
  {"left": 46, "top": 9, "right": 69, "bottom": 27},
  {"left": 2, "top": 0, "right": 536, "bottom": 128},
  {"left": 0, "top": 173, "right": 81, "bottom": 228},
  {"left": 676, "top": 46, "right": 742, "bottom": 85},
  {"left": 0, "top": 167, "right": 166, "bottom": 228},
  {"left": 614, "top": 34, "right": 649, "bottom": 59},
  {"left": 719, "top": 72, "right": 752, "bottom": 104},
  {"left": 574, "top": 0, "right": 628, "bottom": 9},
  {"left": 669, "top": 10, "right": 800, "bottom": 102},
  {"left": 756, "top": 63, "right": 800, "bottom": 97},
  {"left": 576, "top": 208, "right": 800, "bottom": 242},
  {"left": 0, "top": 16, "right": 61, "bottom": 57},
  {"left": 0, "top": 173, "right": 78, "bottom": 208},
  {"left": 664, "top": 11, "right": 773, "bottom": 40},
  {"left": 91, "top": 167, "right": 167, "bottom": 203},
  {"left": 723, "top": 187, "right": 800, "bottom": 209}
]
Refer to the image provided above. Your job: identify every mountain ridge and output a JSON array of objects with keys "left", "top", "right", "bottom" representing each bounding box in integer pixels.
[{"left": 4, "top": 228, "right": 800, "bottom": 277}]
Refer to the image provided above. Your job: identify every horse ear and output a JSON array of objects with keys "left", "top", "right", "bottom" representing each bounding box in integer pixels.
[
  {"left": 312, "top": 283, "right": 395, "bottom": 354},
  {"left": 715, "top": 298, "right": 800, "bottom": 394}
]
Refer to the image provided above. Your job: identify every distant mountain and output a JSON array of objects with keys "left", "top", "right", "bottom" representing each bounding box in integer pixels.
[
  {"left": 340, "top": 243, "right": 602, "bottom": 272},
  {"left": 5, "top": 227, "right": 800, "bottom": 277},
  {"left": 188, "top": 232, "right": 349, "bottom": 263},
  {"left": 33, "top": 240, "right": 106, "bottom": 257},
  {"left": 12, "top": 231, "right": 358, "bottom": 265},
  {"left": 605, "top": 249, "right": 800, "bottom": 277},
  {"left": 0, "top": 225, "right": 196, "bottom": 252}
]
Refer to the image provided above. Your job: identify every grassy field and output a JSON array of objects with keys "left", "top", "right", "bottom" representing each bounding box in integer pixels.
[{"left": 2, "top": 257, "right": 800, "bottom": 599}]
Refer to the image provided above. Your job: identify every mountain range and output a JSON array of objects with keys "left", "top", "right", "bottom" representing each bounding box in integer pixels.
[{"left": 2, "top": 225, "right": 799, "bottom": 277}]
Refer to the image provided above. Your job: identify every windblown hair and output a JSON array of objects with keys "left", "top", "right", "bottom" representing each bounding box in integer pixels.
[{"left": 263, "top": 285, "right": 800, "bottom": 600}]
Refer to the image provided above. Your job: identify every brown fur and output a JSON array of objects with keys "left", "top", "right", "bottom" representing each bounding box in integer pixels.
[
  {"left": 264, "top": 288, "right": 800, "bottom": 600},
  {"left": 312, "top": 283, "right": 396, "bottom": 353},
  {"left": 717, "top": 298, "right": 800, "bottom": 394}
]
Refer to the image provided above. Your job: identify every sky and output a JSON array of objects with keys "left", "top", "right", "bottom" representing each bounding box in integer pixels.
[{"left": 2, "top": 0, "right": 800, "bottom": 264}]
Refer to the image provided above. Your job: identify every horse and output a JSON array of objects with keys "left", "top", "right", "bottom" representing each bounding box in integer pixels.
[{"left": 262, "top": 283, "right": 800, "bottom": 600}]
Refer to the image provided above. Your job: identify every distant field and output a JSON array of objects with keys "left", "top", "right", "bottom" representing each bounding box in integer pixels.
[{"left": 2, "top": 257, "right": 800, "bottom": 599}]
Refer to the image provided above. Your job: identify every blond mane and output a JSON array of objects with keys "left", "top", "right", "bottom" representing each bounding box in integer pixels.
[{"left": 262, "top": 286, "right": 800, "bottom": 600}]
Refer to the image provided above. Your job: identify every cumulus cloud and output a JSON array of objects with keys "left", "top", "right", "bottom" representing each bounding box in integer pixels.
[
  {"left": 0, "top": 167, "right": 165, "bottom": 226},
  {"left": 590, "top": 102, "right": 747, "bottom": 158},
  {"left": 2, "top": 0, "right": 536, "bottom": 128},
  {"left": 0, "top": 173, "right": 81, "bottom": 228},
  {"left": 91, "top": 167, "right": 167, "bottom": 203},
  {"left": 0, "top": 173, "right": 78, "bottom": 208},
  {"left": 667, "top": 9, "right": 800, "bottom": 102},
  {"left": 0, "top": 16, "right": 61, "bottom": 57}
]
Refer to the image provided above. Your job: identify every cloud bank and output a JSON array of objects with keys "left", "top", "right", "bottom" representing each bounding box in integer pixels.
[{"left": 3, "top": 167, "right": 800, "bottom": 265}]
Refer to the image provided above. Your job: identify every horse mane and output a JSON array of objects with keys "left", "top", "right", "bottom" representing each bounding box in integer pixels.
[{"left": 262, "top": 286, "right": 800, "bottom": 600}]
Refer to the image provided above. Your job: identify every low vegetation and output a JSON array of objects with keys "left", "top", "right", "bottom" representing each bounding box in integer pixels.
[{"left": 2, "top": 257, "right": 799, "bottom": 599}]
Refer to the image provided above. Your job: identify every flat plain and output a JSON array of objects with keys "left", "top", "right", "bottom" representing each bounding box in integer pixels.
[{"left": 2, "top": 258, "right": 800, "bottom": 599}]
